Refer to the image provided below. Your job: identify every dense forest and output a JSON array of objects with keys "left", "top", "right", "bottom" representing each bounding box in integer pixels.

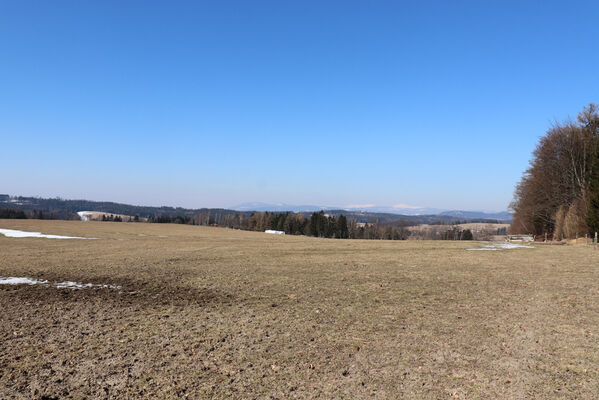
[
  {"left": 511, "top": 103, "right": 599, "bottom": 238},
  {"left": 0, "top": 208, "right": 50, "bottom": 220}
]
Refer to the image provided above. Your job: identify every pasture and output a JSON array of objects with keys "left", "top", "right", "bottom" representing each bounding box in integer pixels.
[{"left": 1, "top": 220, "right": 598, "bottom": 399}]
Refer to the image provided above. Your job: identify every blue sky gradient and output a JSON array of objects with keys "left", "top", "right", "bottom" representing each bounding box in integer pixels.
[{"left": 2, "top": 1, "right": 598, "bottom": 211}]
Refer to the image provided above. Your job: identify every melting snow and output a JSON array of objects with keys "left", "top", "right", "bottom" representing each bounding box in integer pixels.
[
  {"left": 0, "top": 277, "right": 47, "bottom": 285},
  {"left": 54, "top": 281, "right": 121, "bottom": 290},
  {"left": 265, "top": 230, "right": 285, "bottom": 235},
  {"left": 0, "top": 228, "right": 96, "bottom": 239},
  {"left": 467, "top": 243, "right": 535, "bottom": 251},
  {"left": 0, "top": 276, "right": 121, "bottom": 290},
  {"left": 77, "top": 211, "right": 93, "bottom": 221}
]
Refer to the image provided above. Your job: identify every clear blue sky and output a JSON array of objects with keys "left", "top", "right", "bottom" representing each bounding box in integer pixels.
[{"left": 2, "top": 1, "right": 598, "bottom": 211}]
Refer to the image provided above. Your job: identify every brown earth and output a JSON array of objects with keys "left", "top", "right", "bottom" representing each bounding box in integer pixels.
[{"left": 1, "top": 220, "right": 599, "bottom": 399}]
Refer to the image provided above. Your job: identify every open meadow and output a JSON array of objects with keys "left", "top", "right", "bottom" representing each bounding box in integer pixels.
[{"left": 1, "top": 220, "right": 599, "bottom": 399}]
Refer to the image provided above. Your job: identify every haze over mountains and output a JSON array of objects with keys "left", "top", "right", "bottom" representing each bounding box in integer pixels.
[{"left": 232, "top": 202, "right": 512, "bottom": 221}]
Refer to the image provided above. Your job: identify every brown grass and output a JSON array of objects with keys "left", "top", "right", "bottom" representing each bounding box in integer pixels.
[{"left": 1, "top": 220, "right": 599, "bottom": 399}]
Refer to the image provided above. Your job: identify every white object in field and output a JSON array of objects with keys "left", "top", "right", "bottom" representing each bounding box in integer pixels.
[
  {"left": 467, "top": 243, "right": 534, "bottom": 251},
  {"left": 0, "top": 277, "right": 48, "bottom": 285},
  {"left": 0, "top": 276, "right": 121, "bottom": 290},
  {"left": 0, "top": 228, "right": 96, "bottom": 239},
  {"left": 54, "top": 281, "right": 121, "bottom": 290},
  {"left": 265, "top": 230, "right": 285, "bottom": 235},
  {"left": 77, "top": 211, "right": 94, "bottom": 221}
]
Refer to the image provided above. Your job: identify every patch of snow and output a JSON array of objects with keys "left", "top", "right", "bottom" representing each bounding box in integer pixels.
[
  {"left": 54, "top": 281, "right": 94, "bottom": 289},
  {"left": 0, "top": 228, "right": 96, "bottom": 239},
  {"left": 495, "top": 243, "right": 535, "bottom": 249},
  {"left": 467, "top": 242, "right": 535, "bottom": 251},
  {"left": 54, "top": 281, "right": 122, "bottom": 290},
  {"left": 0, "top": 277, "right": 48, "bottom": 285},
  {"left": 0, "top": 276, "right": 121, "bottom": 290},
  {"left": 265, "top": 230, "right": 285, "bottom": 235},
  {"left": 77, "top": 211, "right": 93, "bottom": 221}
]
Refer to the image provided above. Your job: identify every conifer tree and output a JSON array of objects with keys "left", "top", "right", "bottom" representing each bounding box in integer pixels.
[
  {"left": 317, "top": 211, "right": 326, "bottom": 237},
  {"left": 337, "top": 215, "right": 348, "bottom": 238},
  {"left": 309, "top": 212, "right": 319, "bottom": 236}
]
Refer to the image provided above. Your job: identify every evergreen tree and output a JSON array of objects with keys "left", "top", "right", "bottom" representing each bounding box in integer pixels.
[
  {"left": 309, "top": 213, "right": 319, "bottom": 236},
  {"left": 337, "top": 215, "right": 348, "bottom": 238},
  {"left": 324, "top": 216, "right": 334, "bottom": 237},
  {"left": 317, "top": 211, "right": 326, "bottom": 237},
  {"left": 283, "top": 213, "right": 293, "bottom": 234},
  {"left": 277, "top": 213, "right": 287, "bottom": 231}
]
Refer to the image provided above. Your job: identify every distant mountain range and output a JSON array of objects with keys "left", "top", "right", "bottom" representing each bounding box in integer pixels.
[{"left": 232, "top": 202, "right": 512, "bottom": 221}]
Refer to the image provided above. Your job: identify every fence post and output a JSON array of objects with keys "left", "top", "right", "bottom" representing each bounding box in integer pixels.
[
  {"left": 586, "top": 233, "right": 588, "bottom": 246},
  {"left": 544, "top": 232, "right": 547, "bottom": 242},
  {"left": 595, "top": 232, "right": 597, "bottom": 250}
]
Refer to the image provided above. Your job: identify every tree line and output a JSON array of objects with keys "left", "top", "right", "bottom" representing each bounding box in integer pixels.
[
  {"left": 0, "top": 208, "right": 53, "bottom": 219},
  {"left": 511, "top": 103, "right": 599, "bottom": 238}
]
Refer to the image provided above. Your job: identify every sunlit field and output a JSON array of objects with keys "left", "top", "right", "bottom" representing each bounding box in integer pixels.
[{"left": 1, "top": 220, "right": 598, "bottom": 399}]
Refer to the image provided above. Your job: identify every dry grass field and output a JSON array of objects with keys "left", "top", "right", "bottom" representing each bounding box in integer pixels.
[{"left": 1, "top": 220, "right": 599, "bottom": 399}]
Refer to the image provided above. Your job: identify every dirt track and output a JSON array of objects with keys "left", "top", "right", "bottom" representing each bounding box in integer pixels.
[{"left": 1, "top": 220, "right": 599, "bottom": 399}]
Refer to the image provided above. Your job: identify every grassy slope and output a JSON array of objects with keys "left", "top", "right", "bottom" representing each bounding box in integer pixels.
[{"left": 1, "top": 220, "right": 598, "bottom": 399}]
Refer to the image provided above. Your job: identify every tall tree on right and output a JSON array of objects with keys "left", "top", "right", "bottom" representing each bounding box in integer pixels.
[
  {"left": 587, "top": 152, "right": 599, "bottom": 234},
  {"left": 585, "top": 104, "right": 599, "bottom": 234}
]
